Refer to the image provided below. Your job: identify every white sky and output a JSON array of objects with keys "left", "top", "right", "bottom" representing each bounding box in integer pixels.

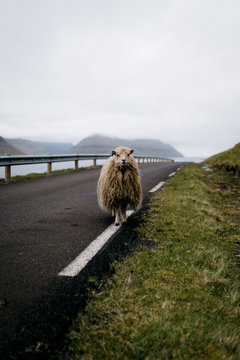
[{"left": 0, "top": 0, "right": 239, "bottom": 157}]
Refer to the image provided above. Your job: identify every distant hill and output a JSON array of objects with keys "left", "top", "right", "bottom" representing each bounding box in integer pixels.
[
  {"left": 6, "top": 138, "right": 74, "bottom": 155},
  {"left": 33, "top": 141, "right": 74, "bottom": 154},
  {"left": 6, "top": 138, "right": 47, "bottom": 155},
  {"left": 0, "top": 136, "right": 25, "bottom": 155},
  {"left": 67, "top": 134, "right": 183, "bottom": 158},
  {"left": 1, "top": 134, "right": 183, "bottom": 157}
]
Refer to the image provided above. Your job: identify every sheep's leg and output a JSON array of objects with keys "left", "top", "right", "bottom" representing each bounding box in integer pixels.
[
  {"left": 121, "top": 206, "right": 127, "bottom": 222},
  {"left": 115, "top": 208, "right": 120, "bottom": 226}
]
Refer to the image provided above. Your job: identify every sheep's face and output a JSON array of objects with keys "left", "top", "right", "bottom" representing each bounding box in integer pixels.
[{"left": 112, "top": 146, "right": 134, "bottom": 167}]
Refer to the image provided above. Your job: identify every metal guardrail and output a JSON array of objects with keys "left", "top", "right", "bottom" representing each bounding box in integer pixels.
[{"left": 0, "top": 154, "right": 174, "bottom": 181}]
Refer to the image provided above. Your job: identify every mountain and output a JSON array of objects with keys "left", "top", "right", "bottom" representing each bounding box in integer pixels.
[
  {"left": 1, "top": 134, "right": 183, "bottom": 157},
  {"left": 67, "top": 134, "right": 183, "bottom": 157},
  {"left": 6, "top": 138, "right": 47, "bottom": 155},
  {"left": 33, "top": 141, "right": 74, "bottom": 154},
  {"left": 6, "top": 138, "right": 74, "bottom": 155},
  {"left": 0, "top": 136, "right": 25, "bottom": 155}
]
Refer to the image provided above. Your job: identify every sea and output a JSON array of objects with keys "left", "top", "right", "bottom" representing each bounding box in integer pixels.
[{"left": 0, "top": 156, "right": 206, "bottom": 179}]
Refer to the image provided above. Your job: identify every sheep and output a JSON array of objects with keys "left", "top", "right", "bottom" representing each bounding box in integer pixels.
[{"left": 97, "top": 146, "right": 142, "bottom": 226}]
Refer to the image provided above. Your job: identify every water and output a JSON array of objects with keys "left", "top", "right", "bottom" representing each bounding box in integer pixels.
[
  {"left": 0, "top": 156, "right": 206, "bottom": 179},
  {"left": 171, "top": 156, "right": 206, "bottom": 163},
  {"left": 0, "top": 159, "right": 107, "bottom": 179}
]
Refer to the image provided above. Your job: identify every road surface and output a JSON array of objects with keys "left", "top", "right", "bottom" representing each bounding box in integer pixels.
[{"left": 0, "top": 161, "right": 185, "bottom": 358}]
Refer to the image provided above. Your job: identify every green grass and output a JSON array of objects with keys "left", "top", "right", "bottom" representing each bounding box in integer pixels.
[
  {"left": 60, "top": 164, "right": 240, "bottom": 360},
  {"left": 205, "top": 142, "right": 240, "bottom": 172}
]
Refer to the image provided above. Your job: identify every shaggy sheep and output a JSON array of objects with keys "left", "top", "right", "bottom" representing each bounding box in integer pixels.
[{"left": 97, "top": 146, "right": 142, "bottom": 226}]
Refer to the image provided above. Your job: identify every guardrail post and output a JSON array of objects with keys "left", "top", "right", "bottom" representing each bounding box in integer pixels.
[
  {"left": 5, "top": 165, "right": 11, "bottom": 181},
  {"left": 47, "top": 162, "right": 52, "bottom": 175},
  {"left": 0, "top": 154, "right": 172, "bottom": 178}
]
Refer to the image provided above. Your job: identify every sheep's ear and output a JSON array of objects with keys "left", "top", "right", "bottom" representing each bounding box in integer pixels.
[
  {"left": 111, "top": 150, "right": 116, "bottom": 156},
  {"left": 130, "top": 149, "right": 134, "bottom": 154}
]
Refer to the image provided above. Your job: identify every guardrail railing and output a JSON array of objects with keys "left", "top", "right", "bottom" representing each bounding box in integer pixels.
[{"left": 0, "top": 154, "right": 174, "bottom": 181}]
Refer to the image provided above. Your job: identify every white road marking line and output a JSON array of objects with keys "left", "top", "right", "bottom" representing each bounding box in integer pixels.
[
  {"left": 168, "top": 172, "right": 176, "bottom": 177},
  {"left": 59, "top": 168, "right": 177, "bottom": 277},
  {"left": 59, "top": 210, "right": 134, "bottom": 277},
  {"left": 149, "top": 181, "right": 165, "bottom": 193}
]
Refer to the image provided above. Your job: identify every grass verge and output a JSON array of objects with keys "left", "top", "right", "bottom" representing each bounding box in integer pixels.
[
  {"left": 61, "top": 164, "right": 240, "bottom": 359},
  {"left": 205, "top": 142, "right": 240, "bottom": 175}
]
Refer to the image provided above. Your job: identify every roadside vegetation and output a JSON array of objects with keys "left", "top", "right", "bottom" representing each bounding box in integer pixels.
[
  {"left": 205, "top": 142, "right": 240, "bottom": 175},
  {"left": 59, "top": 163, "right": 240, "bottom": 360}
]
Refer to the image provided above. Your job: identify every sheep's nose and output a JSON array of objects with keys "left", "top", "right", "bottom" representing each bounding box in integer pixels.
[{"left": 122, "top": 159, "right": 126, "bottom": 164}]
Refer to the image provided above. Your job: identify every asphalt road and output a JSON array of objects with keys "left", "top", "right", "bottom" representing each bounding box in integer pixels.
[{"left": 0, "top": 162, "right": 185, "bottom": 358}]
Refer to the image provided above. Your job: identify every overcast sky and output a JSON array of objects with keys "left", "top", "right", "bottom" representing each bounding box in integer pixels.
[{"left": 0, "top": 0, "right": 239, "bottom": 157}]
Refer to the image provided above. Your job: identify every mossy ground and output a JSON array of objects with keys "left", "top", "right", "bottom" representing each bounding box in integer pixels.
[{"left": 55, "top": 164, "right": 240, "bottom": 360}]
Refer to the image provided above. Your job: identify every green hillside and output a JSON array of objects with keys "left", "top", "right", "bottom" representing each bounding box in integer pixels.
[{"left": 205, "top": 143, "right": 240, "bottom": 173}]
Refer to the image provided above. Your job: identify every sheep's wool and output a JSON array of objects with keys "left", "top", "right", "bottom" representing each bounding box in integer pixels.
[{"left": 97, "top": 147, "right": 142, "bottom": 213}]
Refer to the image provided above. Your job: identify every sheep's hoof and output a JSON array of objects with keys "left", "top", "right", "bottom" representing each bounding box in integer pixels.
[{"left": 115, "top": 222, "right": 120, "bottom": 226}]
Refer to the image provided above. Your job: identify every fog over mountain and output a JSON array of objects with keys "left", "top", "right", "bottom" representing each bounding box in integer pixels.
[
  {"left": 0, "top": 137, "right": 24, "bottom": 155},
  {"left": 68, "top": 134, "right": 183, "bottom": 157},
  {"left": 6, "top": 138, "right": 73, "bottom": 155},
  {"left": 0, "top": 134, "right": 183, "bottom": 157}
]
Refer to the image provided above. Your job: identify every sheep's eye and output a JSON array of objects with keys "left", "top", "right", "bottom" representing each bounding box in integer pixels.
[
  {"left": 117, "top": 154, "right": 120, "bottom": 157},
  {"left": 127, "top": 153, "right": 130, "bottom": 157}
]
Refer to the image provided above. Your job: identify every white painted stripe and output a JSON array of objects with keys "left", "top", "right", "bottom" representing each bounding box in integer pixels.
[
  {"left": 168, "top": 172, "right": 176, "bottom": 177},
  {"left": 149, "top": 181, "right": 165, "bottom": 193},
  {"left": 59, "top": 210, "right": 134, "bottom": 277}
]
